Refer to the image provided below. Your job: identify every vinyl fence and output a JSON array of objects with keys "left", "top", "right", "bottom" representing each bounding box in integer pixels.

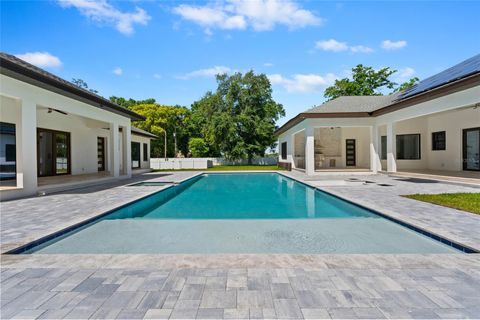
[{"left": 150, "top": 157, "right": 277, "bottom": 170}]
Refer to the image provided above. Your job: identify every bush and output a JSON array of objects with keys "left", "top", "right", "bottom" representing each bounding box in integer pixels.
[{"left": 189, "top": 138, "right": 209, "bottom": 157}]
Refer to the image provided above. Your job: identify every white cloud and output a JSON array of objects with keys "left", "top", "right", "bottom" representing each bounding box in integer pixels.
[
  {"left": 381, "top": 40, "right": 407, "bottom": 50},
  {"left": 153, "top": 73, "right": 162, "bottom": 79},
  {"left": 177, "top": 66, "right": 231, "bottom": 80},
  {"left": 268, "top": 73, "right": 337, "bottom": 93},
  {"left": 112, "top": 67, "right": 123, "bottom": 76},
  {"left": 15, "top": 52, "right": 62, "bottom": 68},
  {"left": 315, "top": 39, "right": 348, "bottom": 52},
  {"left": 397, "top": 67, "right": 416, "bottom": 79},
  {"left": 350, "top": 45, "right": 374, "bottom": 53},
  {"left": 264, "top": 62, "right": 274, "bottom": 67},
  {"left": 173, "top": 0, "right": 322, "bottom": 34},
  {"left": 57, "top": 0, "right": 151, "bottom": 35},
  {"left": 315, "top": 39, "right": 373, "bottom": 53}
]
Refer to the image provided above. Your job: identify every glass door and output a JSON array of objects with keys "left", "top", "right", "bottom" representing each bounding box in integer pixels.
[
  {"left": 37, "top": 129, "right": 70, "bottom": 176},
  {"left": 131, "top": 142, "right": 140, "bottom": 168},
  {"left": 463, "top": 128, "right": 480, "bottom": 171}
]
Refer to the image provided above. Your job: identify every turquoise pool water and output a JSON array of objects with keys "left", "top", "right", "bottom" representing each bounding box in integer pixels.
[{"left": 25, "top": 173, "right": 460, "bottom": 254}]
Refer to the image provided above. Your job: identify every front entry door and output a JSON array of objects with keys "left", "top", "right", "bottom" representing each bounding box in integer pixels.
[
  {"left": 346, "top": 139, "right": 356, "bottom": 167},
  {"left": 97, "top": 137, "right": 106, "bottom": 172},
  {"left": 463, "top": 128, "right": 480, "bottom": 171},
  {"left": 37, "top": 128, "right": 70, "bottom": 176}
]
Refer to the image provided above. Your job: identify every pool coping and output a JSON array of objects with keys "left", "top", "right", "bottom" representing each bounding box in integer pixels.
[{"left": 2, "top": 170, "right": 479, "bottom": 256}]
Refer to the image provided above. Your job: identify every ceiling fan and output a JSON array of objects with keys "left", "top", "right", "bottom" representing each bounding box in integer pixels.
[{"left": 47, "top": 108, "right": 68, "bottom": 115}]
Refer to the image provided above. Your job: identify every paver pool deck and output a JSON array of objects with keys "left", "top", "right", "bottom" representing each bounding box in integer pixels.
[{"left": 1, "top": 171, "right": 480, "bottom": 319}]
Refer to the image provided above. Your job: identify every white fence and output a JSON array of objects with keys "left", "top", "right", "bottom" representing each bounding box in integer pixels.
[{"left": 150, "top": 157, "right": 278, "bottom": 170}]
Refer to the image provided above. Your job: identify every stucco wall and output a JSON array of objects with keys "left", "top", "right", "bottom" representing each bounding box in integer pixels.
[{"left": 36, "top": 109, "right": 111, "bottom": 175}]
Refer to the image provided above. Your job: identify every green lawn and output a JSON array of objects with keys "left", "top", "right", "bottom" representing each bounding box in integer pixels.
[
  {"left": 153, "top": 165, "right": 283, "bottom": 172},
  {"left": 404, "top": 193, "right": 480, "bottom": 215}
]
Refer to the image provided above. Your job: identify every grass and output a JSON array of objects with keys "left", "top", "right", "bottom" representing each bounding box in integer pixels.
[
  {"left": 153, "top": 165, "right": 284, "bottom": 172},
  {"left": 404, "top": 193, "right": 480, "bottom": 215}
]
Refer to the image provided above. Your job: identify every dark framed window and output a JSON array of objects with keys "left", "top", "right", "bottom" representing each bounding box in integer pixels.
[
  {"left": 0, "top": 122, "right": 16, "bottom": 182},
  {"left": 380, "top": 136, "right": 387, "bottom": 160},
  {"left": 396, "top": 134, "right": 421, "bottom": 160},
  {"left": 432, "top": 131, "right": 446, "bottom": 151},
  {"left": 281, "top": 142, "right": 287, "bottom": 160},
  {"left": 143, "top": 143, "right": 148, "bottom": 161}
]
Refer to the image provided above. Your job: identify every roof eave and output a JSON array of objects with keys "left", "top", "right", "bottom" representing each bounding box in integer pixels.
[{"left": 0, "top": 57, "right": 145, "bottom": 121}]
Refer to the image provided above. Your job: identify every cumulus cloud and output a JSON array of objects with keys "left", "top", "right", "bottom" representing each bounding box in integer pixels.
[
  {"left": 315, "top": 39, "right": 373, "bottom": 53},
  {"left": 268, "top": 73, "right": 337, "bottom": 93},
  {"left": 173, "top": 0, "right": 322, "bottom": 34},
  {"left": 57, "top": 0, "right": 151, "bottom": 35},
  {"left": 396, "top": 67, "right": 416, "bottom": 79},
  {"left": 381, "top": 40, "right": 407, "bottom": 50},
  {"left": 15, "top": 52, "right": 62, "bottom": 68},
  {"left": 177, "top": 66, "right": 231, "bottom": 80},
  {"left": 112, "top": 67, "right": 123, "bottom": 76}
]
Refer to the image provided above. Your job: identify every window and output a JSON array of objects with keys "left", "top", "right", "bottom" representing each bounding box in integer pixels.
[
  {"left": 396, "top": 134, "right": 421, "bottom": 160},
  {"left": 432, "top": 131, "right": 446, "bottom": 151},
  {"left": 0, "top": 122, "right": 16, "bottom": 182},
  {"left": 380, "top": 136, "right": 387, "bottom": 160},
  {"left": 143, "top": 143, "right": 148, "bottom": 161},
  {"left": 281, "top": 142, "right": 287, "bottom": 160},
  {"left": 131, "top": 142, "right": 140, "bottom": 168}
]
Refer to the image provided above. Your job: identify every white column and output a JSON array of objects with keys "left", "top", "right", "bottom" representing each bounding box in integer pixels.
[
  {"left": 109, "top": 122, "right": 120, "bottom": 177},
  {"left": 305, "top": 126, "right": 315, "bottom": 176},
  {"left": 369, "top": 125, "right": 381, "bottom": 173},
  {"left": 17, "top": 99, "right": 37, "bottom": 194},
  {"left": 124, "top": 124, "right": 132, "bottom": 177},
  {"left": 386, "top": 122, "right": 397, "bottom": 173}
]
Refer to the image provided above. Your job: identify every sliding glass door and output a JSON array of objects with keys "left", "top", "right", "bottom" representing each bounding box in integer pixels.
[
  {"left": 37, "top": 128, "right": 71, "bottom": 176},
  {"left": 463, "top": 128, "right": 480, "bottom": 171}
]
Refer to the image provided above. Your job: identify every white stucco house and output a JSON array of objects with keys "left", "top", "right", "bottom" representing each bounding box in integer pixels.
[
  {"left": 276, "top": 54, "right": 480, "bottom": 178},
  {"left": 0, "top": 52, "right": 157, "bottom": 200}
]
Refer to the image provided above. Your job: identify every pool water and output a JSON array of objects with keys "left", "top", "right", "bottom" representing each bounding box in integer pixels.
[{"left": 25, "top": 173, "right": 461, "bottom": 254}]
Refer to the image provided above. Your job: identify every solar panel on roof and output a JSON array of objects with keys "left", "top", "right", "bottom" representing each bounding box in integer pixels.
[{"left": 400, "top": 54, "right": 480, "bottom": 99}]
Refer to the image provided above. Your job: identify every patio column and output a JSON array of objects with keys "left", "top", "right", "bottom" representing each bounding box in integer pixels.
[
  {"left": 18, "top": 98, "right": 37, "bottom": 193},
  {"left": 109, "top": 122, "right": 120, "bottom": 177},
  {"left": 123, "top": 124, "right": 132, "bottom": 177},
  {"left": 305, "top": 126, "right": 315, "bottom": 176},
  {"left": 369, "top": 125, "right": 380, "bottom": 173},
  {"left": 386, "top": 122, "right": 397, "bottom": 173}
]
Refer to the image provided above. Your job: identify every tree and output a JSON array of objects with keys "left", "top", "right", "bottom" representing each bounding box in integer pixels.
[
  {"left": 324, "top": 65, "right": 397, "bottom": 100},
  {"left": 394, "top": 77, "right": 420, "bottom": 92},
  {"left": 188, "top": 138, "right": 209, "bottom": 157},
  {"left": 109, "top": 96, "right": 156, "bottom": 109},
  {"left": 130, "top": 104, "right": 191, "bottom": 157},
  {"left": 191, "top": 71, "right": 285, "bottom": 163},
  {"left": 71, "top": 78, "right": 98, "bottom": 94}
]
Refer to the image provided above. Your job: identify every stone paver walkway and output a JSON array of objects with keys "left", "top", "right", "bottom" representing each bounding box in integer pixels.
[{"left": 1, "top": 171, "right": 480, "bottom": 319}]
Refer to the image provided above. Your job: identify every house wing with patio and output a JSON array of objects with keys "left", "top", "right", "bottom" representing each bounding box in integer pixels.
[
  {"left": 0, "top": 53, "right": 155, "bottom": 201},
  {"left": 276, "top": 54, "right": 480, "bottom": 179}
]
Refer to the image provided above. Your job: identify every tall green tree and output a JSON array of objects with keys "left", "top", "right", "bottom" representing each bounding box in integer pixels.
[
  {"left": 130, "top": 104, "right": 191, "bottom": 157},
  {"left": 191, "top": 71, "right": 285, "bottom": 163},
  {"left": 394, "top": 77, "right": 420, "bottom": 92},
  {"left": 324, "top": 65, "right": 397, "bottom": 100},
  {"left": 109, "top": 96, "right": 156, "bottom": 108},
  {"left": 71, "top": 78, "right": 98, "bottom": 94}
]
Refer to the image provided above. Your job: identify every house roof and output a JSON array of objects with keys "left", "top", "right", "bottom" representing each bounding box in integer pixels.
[
  {"left": 275, "top": 54, "right": 480, "bottom": 136},
  {"left": 0, "top": 52, "right": 145, "bottom": 121},
  {"left": 400, "top": 54, "right": 480, "bottom": 99},
  {"left": 305, "top": 93, "right": 401, "bottom": 114},
  {"left": 131, "top": 126, "right": 158, "bottom": 139}
]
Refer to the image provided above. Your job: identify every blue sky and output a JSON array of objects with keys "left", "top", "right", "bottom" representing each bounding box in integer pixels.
[{"left": 1, "top": 0, "right": 479, "bottom": 125}]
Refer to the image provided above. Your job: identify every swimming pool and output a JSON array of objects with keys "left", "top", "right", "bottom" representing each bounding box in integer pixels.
[{"left": 21, "top": 173, "right": 464, "bottom": 254}]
